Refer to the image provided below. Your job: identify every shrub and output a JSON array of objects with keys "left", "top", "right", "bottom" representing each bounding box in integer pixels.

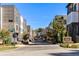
[
  {"left": 0, "top": 29, "right": 11, "bottom": 44},
  {"left": 60, "top": 43, "right": 79, "bottom": 48},
  {"left": 21, "top": 34, "right": 29, "bottom": 44},
  {"left": 23, "top": 34, "right": 29, "bottom": 40},
  {"left": 60, "top": 43, "right": 69, "bottom": 48},
  {"left": 4, "top": 37, "right": 11, "bottom": 45}
]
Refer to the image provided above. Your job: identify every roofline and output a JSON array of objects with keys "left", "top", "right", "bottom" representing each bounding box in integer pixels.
[
  {"left": 66, "top": 3, "right": 72, "bottom": 8},
  {"left": 1, "top": 5, "right": 15, "bottom": 7}
]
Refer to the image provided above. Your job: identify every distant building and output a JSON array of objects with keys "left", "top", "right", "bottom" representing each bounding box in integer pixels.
[
  {"left": 27, "top": 25, "right": 30, "bottom": 34},
  {"left": 23, "top": 19, "right": 27, "bottom": 33},
  {"left": 27, "top": 25, "right": 32, "bottom": 37},
  {"left": 32, "top": 30, "right": 36, "bottom": 38},
  {"left": 66, "top": 3, "right": 79, "bottom": 42},
  {"left": 20, "top": 16, "right": 24, "bottom": 34}
]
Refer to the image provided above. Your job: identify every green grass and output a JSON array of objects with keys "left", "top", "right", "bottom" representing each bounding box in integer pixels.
[
  {"left": 60, "top": 43, "right": 79, "bottom": 48},
  {"left": 0, "top": 45, "right": 17, "bottom": 51}
]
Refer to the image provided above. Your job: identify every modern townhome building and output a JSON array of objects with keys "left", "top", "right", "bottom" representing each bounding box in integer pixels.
[
  {"left": 20, "top": 16, "right": 27, "bottom": 38},
  {"left": 0, "top": 5, "right": 20, "bottom": 33},
  {"left": 66, "top": 3, "right": 79, "bottom": 43},
  {"left": 0, "top": 4, "right": 28, "bottom": 42},
  {"left": 27, "top": 25, "right": 34, "bottom": 39},
  {"left": 23, "top": 19, "right": 27, "bottom": 34}
]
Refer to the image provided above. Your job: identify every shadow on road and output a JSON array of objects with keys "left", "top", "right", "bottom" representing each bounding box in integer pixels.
[{"left": 48, "top": 50, "right": 79, "bottom": 56}]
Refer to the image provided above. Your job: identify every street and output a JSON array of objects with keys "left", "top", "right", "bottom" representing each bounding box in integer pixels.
[
  {"left": 0, "top": 39, "right": 79, "bottom": 56},
  {"left": 0, "top": 44, "right": 62, "bottom": 56}
]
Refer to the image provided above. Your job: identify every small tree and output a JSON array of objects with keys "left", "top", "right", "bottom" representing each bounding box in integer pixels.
[
  {"left": 45, "top": 28, "right": 58, "bottom": 44},
  {"left": 23, "top": 34, "right": 29, "bottom": 40},
  {"left": 52, "top": 16, "right": 66, "bottom": 43},
  {"left": 21, "top": 34, "right": 30, "bottom": 44},
  {"left": 0, "top": 29, "right": 11, "bottom": 45}
]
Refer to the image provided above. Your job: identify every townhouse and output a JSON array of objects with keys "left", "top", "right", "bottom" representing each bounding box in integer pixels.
[
  {"left": 0, "top": 4, "right": 28, "bottom": 42},
  {"left": 66, "top": 3, "right": 79, "bottom": 42}
]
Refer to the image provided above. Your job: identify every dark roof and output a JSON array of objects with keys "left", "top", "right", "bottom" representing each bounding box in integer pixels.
[{"left": 66, "top": 3, "right": 72, "bottom": 8}]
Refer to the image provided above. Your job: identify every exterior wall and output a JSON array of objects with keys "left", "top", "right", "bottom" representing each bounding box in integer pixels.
[
  {"left": 14, "top": 7, "right": 20, "bottom": 33},
  {"left": 32, "top": 30, "right": 36, "bottom": 39},
  {"left": 27, "top": 25, "right": 30, "bottom": 34},
  {"left": 2, "top": 5, "right": 14, "bottom": 31},
  {"left": 67, "top": 12, "right": 78, "bottom": 25},
  {"left": 20, "top": 16, "right": 24, "bottom": 34},
  {"left": 0, "top": 5, "right": 21, "bottom": 42},
  {"left": 23, "top": 20, "right": 27, "bottom": 33},
  {"left": 0, "top": 5, "right": 20, "bottom": 33},
  {"left": 0, "top": 7, "right": 2, "bottom": 29},
  {"left": 20, "top": 16, "right": 27, "bottom": 39},
  {"left": 67, "top": 23, "right": 79, "bottom": 42},
  {"left": 0, "top": 7, "right": 1, "bottom": 29},
  {"left": 20, "top": 16, "right": 27, "bottom": 34},
  {"left": 0, "top": 5, "right": 28, "bottom": 42},
  {"left": 67, "top": 3, "right": 79, "bottom": 42}
]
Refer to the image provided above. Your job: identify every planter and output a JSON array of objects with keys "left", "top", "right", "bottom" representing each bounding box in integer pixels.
[
  {"left": 63, "top": 36, "right": 73, "bottom": 43},
  {"left": 60, "top": 43, "right": 79, "bottom": 48}
]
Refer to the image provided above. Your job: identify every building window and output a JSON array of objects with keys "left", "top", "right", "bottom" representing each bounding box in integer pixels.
[
  {"left": 8, "top": 16, "right": 13, "bottom": 22},
  {"left": 8, "top": 25, "right": 14, "bottom": 32},
  {"left": 9, "top": 19, "right": 13, "bottom": 22},
  {"left": 16, "top": 25, "right": 19, "bottom": 31},
  {"left": 16, "top": 17, "right": 19, "bottom": 24}
]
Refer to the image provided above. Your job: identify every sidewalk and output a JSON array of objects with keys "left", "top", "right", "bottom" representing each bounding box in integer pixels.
[{"left": 15, "top": 43, "right": 26, "bottom": 47}]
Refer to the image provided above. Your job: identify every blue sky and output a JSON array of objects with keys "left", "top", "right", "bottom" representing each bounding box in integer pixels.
[{"left": 15, "top": 3, "right": 67, "bottom": 30}]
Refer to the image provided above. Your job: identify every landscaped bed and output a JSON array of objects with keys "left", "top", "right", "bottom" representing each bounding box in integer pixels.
[{"left": 60, "top": 43, "right": 79, "bottom": 48}]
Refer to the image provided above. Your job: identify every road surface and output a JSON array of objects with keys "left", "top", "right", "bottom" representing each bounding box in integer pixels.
[{"left": 0, "top": 39, "right": 79, "bottom": 56}]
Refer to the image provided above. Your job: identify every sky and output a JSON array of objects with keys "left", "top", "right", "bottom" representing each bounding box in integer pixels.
[{"left": 15, "top": 3, "right": 67, "bottom": 30}]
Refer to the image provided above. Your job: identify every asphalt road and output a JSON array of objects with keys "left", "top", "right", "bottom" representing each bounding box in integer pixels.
[
  {"left": 0, "top": 39, "right": 79, "bottom": 56},
  {"left": 0, "top": 44, "right": 62, "bottom": 56}
]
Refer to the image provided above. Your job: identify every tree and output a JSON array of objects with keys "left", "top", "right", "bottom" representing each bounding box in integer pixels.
[
  {"left": 21, "top": 34, "right": 30, "bottom": 44},
  {"left": 52, "top": 16, "right": 66, "bottom": 43},
  {"left": 45, "top": 28, "right": 58, "bottom": 44},
  {"left": 37, "top": 28, "right": 43, "bottom": 32}
]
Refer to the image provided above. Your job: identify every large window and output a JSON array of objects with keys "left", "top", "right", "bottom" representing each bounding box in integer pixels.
[
  {"left": 16, "top": 17, "right": 19, "bottom": 24},
  {"left": 16, "top": 25, "right": 19, "bottom": 31},
  {"left": 8, "top": 24, "right": 14, "bottom": 32}
]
